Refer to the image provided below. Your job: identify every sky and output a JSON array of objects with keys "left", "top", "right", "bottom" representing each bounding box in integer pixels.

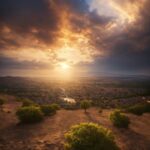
[{"left": 0, "top": 0, "right": 150, "bottom": 77}]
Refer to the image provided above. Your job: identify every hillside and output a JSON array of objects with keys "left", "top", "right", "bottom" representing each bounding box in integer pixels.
[{"left": 0, "top": 95, "right": 150, "bottom": 150}]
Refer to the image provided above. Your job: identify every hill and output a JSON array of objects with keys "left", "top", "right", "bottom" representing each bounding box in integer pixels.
[{"left": 0, "top": 94, "right": 150, "bottom": 150}]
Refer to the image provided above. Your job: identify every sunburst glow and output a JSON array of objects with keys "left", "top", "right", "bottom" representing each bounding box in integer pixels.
[
  {"left": 60, "top": 63, "right": 70, "bottom": 70},
  {"left": 0, "top": 0, "right": 148, "bottom": 77}
]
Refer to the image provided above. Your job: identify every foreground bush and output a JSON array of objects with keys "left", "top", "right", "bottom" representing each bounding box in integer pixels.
[
  {"left": 16, "top": 106, "right": 44, "bottom": 123},
  {"left": 80, "top": 100, "right": 91, "bottom": 112},
  {"left": 110, "top": 110, "right": 130, "bottom": 128},
  {"left": 64, "top": 123, "right": 119, "bottom": 150},
  {"left": 126, "top": 103, "right": 150, "bottom": 115},
  {"left": 40, "top": 105, "right": 56, "bottom": 116}
]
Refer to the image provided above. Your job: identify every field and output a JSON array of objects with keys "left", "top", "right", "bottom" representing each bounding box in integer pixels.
[
  {"left": 0, "top": 76, "right": 150, "bottom": 106},
  {"left": 0, "top": 77, "right": 150, "bottom": 150}
]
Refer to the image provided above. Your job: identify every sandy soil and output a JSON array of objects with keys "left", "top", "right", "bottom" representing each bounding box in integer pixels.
[{"left": 0, "top": 96, "right": 150, "bottom": 150}]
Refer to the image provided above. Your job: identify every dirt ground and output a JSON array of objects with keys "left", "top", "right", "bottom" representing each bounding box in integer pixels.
[{"left": 0, "top": 95, "right": 150, "bottom": 150}]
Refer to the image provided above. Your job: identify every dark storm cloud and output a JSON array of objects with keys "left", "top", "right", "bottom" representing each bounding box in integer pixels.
[
  {"left": 56, "top": 0, "right": 89, "bottom": 13},
  {"left": 0, "top": 0, "right": 59, "bottom": 46},
  {"left": 92, "top": 0, "right": 150, "bottom": 74},
  {"left": 0, "top": 55, "right": 50, "bottom": 70},
  {"left": 0, "top": 0, "right": 100, "bottom": 49},
  {"left": 88, "top": 11, "right": 113, "bottom": 25},
  {"left": 0, "top": 0, "right": 150, "bottom": 75},
  {"left": 0, "top": 1, "right": 91, "bottom": 63},
  {"left": 0, "top": 0, "right": 113, "bottom": 50},
  {"left": 69, "top": 10, "right": 113, "bottom": 33},
  {"left": 98, "top": 47, "right": 150, "bottom": 72}
]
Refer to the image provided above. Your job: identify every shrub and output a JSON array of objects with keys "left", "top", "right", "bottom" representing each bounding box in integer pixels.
[
  {"left": 51, "top": 103, "right": 60, "bottom": 110},
  {"left": 40, "top": 105, "right": 56, "bottom": 116},
  {"left": 110, "top": 110, "right": 130, "bottom": 128},
  {"left": 80, "top": 100, "right": 91, "bottom": 112},
  {"left": 64, "top": 123, "right": 119, "bottom": 150},
  {"left": 16, "top": 106, "right": 44, "bottom": 123},
  {"left": 127, "top": 105, "right": 143, "bottom": 115},
  {"left": 22, "top": 99, "right": 36, "bottom": 107},
  {"left": 126, "top": 103, "right": 150, "bottom": 115}
]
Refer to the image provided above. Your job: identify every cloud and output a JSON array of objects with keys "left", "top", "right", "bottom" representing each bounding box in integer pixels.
[
  {"left": 0, "top": 0, "right": 60, "bottom": 45},
  {"left": 0, "top": 0, "right": 150, "bottom": 76},
  {"left": 0, "top": 0, "right": 111, "bottom": 64},
  {"left": 91, "top": 0, "right": 150, "bottom": 73}
]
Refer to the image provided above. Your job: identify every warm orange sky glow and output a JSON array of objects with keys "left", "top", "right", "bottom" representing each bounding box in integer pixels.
[{"left": 0, "top": 0, "right": 149, "bottom": 77}]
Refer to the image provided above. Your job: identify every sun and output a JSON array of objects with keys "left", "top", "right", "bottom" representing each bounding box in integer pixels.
[
  {"left": 60, "top": 63, "right": 70, "bottom": 70},
  {"left": 54, "top": 62, "right": 72, "bottom": 79}
]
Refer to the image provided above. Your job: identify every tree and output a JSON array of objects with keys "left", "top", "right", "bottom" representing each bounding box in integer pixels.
[
  {"left": 80, "top": 100, "right": 91, "bottom": 112},
  {"left": 64, "top": 123, "right": 119, "bottom": 150}
]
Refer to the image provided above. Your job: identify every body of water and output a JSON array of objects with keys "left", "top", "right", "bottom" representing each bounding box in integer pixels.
[
  {"left": 63, "top": 97, "right": 76, "bottom": 103},
  {"left": 61, "top": 88, "right": 76, "bottom": 103}
]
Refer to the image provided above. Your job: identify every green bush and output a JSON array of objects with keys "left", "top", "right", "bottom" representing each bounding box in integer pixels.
[
  {"left": 80, "top": 100, "right": 91, "bottom": 112},
  {"left": 51, "top": 103, "right": 60, "bottom": 110},
  {"left": 16, "top": 106, "right": 44, "bottom": 123},
  {"left": 64, "top": 123, "right": 119, "bottom": 150},
  {"left": 110, "top": 110, "right": 130, "bottom": 128},
  {"left": 40, "top": 105, "right": 56, "bottom": 116},
  {"left": 126, "top": 103, "right": 150, "bottom": 115},
  {"left": 22, "top": 99, "right": 36, "bottom": 107}
]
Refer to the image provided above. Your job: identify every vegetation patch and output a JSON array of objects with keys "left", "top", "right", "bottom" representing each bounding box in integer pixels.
[
  {"left": 64, "top": 123, "right": 119, "bottom": 150},
  {"left": 80, "top": 100, "right": 91, "bottom": 112},
  {"left": 126, "top": 102, "right": 150, "bottom": 115},
  {"left": 16, "top": 106, "right": 44, "bottom": 123},
  {"left": 40, "top": 104, "right": 56, "bottom": 116},
  {"left": 110, "top": 110, "right": 130, "bottom": 128},
  {"left": 51, "top": 103, "right": 60, "bottom": 110},
  {"left": 22, "top": 99, "right": 37, "bottom": 107}
]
